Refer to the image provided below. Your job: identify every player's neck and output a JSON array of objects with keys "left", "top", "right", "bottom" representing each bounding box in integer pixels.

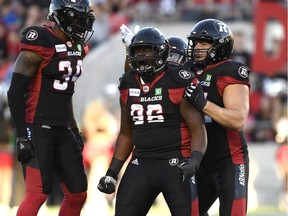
[{"left": 51, "top": 25, "right": 71, "bottom": 42}]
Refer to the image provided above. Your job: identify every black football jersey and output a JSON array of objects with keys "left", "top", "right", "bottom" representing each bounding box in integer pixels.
[
  {"left": 20, "top": 26, "right": 88, "bottom": 126},
  {"left": 196, "top": 60, "right": 250, "bottom": 168},
  {"left": 119, "top": 67, "right": 196, "bottom": 159}
]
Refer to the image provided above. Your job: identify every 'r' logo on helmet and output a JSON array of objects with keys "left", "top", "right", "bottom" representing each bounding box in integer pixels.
[
  {"left": 26, "top": 30, "right": 38, "bottom": 41},
  {"left": 217, "top": 22, "right": 229, "bottom": 33}
]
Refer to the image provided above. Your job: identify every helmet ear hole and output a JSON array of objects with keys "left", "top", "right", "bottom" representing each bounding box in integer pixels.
[
  {"left": 209, "top": 50, "right": 216, "bottom": 58},
  {"left": 68, "top": 10, "right": 75, "bottom": 18}
]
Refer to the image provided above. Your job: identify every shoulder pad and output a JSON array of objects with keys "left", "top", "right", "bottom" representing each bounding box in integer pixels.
[
  {"left": 168, "top": 65, "right": 196, "bottom": 81},
  {"left": 21, "top": 26, "right": 52, "bottom": 48},
  {"left": 222, "top": 61, "right": 250, "bottom": 82},
  {"left": 118, "top": 71, "right": 134, "bottom": 90}
]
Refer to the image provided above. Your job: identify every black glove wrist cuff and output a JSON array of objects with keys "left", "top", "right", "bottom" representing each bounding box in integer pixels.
[
  {"left": 107, "top": 157, "right": 124, "bottom": 178},
  {"left": 16, "top": 136, "right": 29, "bottom": 142},
  {"left": 191, "top": 151, "right": 203, "bottom": 166},
  {"left": 106, "top": 169, "right": 118, "bottom": 180}
]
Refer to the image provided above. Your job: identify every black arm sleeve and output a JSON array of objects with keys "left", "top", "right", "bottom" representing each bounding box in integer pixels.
[{"left": 7, "top": 73, "right": 32, "bottom": 137}]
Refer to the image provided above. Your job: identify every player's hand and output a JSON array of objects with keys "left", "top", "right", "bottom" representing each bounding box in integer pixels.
[
  {"left": 120, "top": 24, "right": 134, "bottom": 48},
  {"left": 177, "top": 158, "right": 197, "bottom": 182},
  {"left": 97, "top": 175, "right": 117, "bottom": 194},
  {"left": 16, "top": 136, "right": 34, "bottom": 164},
  {"left": 177, "top": 151, "right": 203, "bottom": 182},
  {"left": 184, "top": 83, "right": 207, "bottom": 111},
  {"left": 72, "top": 128, "right": 84, "bottom": 152}
]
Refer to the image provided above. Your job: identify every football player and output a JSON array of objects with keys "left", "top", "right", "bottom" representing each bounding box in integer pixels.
[
  {"left": 97, "top": 27, "right": 207, "bottom": 216},
  {"left": 184, "top": 19, "right": 250, "bottom": 216},
  {"left": 7, "top": 0, "right": 95, "bottom": 216},
  {"left": 167, "top": 36, "right": 188, "bottom": 67}
]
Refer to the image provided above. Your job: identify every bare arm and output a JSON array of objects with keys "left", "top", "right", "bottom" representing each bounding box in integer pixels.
[
  {"left": 180, "top": 99, "right": 207, "bottom": 154},
  {"left": 203, "top": 84, "right": 249, "bottom": 130},
  {"left": 13, "top": 51, "right": 43, "bottom": 77},
  {"left": 124, "top": 55, "right": 130, "bottom": 73},
  {"left": 112, "top": 97, "right": 134, "bottom": 161}
]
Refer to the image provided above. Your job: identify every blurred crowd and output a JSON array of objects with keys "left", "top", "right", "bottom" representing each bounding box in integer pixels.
[{"left": 0, "top": 0, "right": 287, "bottom": 215}]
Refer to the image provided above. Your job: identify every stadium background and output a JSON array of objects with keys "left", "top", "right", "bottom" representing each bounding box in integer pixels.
[{"left": 0, "top": 0, "right": 287, "bottom": 216}]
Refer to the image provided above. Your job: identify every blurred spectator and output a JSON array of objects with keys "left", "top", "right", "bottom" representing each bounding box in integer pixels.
[
  {"left": 19, "top": 0, "right": 49, "bottom": 9},
  {"left": 125, "top": 0, "right": 157, "bottom": 22},
  {"left": 0, "top": 21, "right": 8, "bottom": 66},
  {"left": 0, "top": 80, "right": 13, "bottom": 216},
  {"left": 81, "top": 99, "right": 118, "bottom": 215},
  {"left": 22, "top": 4, "right": 44, "bottom": 28},
  {"left": 108, "top": 1, "right": 130, "bottom": 35},
  {"left": 6, "top": 30, "right": 20, "bottom": 61},
  {"left": 89, "top": 2, "right": 111, "bottom": 48},
  {"left": 1, "top": 1, "right": 24, "bottom": 31},
  {"left": 159, "top": 0, "right": 176, "bottom": 16},
  {"left": 232, "top": 30, "right": 251, "bottom": 67}
]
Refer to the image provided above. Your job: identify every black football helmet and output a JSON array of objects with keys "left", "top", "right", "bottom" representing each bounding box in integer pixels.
[
  {"left": 47, "top": 0, "right": 95, "bottom": 43},
  {"left": 128, "top": 27, "right": 169, "bottom": 79},
  {"left": 167, "top": 36, "right": 187, "bottom": 66},
  {"left": 187, "top": 19, "right": 234, "bottom": 69}
]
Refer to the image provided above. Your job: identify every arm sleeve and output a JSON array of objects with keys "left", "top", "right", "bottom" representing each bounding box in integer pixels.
[{"left": 7, "top": 73, "right": 32, "bottom": 137}]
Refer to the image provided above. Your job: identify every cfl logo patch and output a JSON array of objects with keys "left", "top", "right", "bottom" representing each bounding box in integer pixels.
[{"left": 26, "top": 30, "right": 38, "bottom": 41}]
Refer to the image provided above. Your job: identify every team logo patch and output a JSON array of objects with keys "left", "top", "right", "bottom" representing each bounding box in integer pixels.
[
  {"left": 169, "top": 158, "right": 179, "bottom": 166},
  {"left": 129, "top": 88, "right": 140, "bottom": 96},
  {"left": 26, "top": 30, "right": 38, "bottom": 41},
  {"left": 179, "top": 70, "right": 192, "bottom": 79},
  {"left": 238, "top": 66, "right": 249, "bottom": 78},
  {"left": 155, "top": 88, "right": 162, "bottom": 96},
  {"left": 63, "top": 0, "right": 81, "bottom": 5},
  {"left": 77, "top": 44, "right": 82, "bottom": 52},
  {"left": 205, "top": 74, "right": 212, "bottom": 82}
]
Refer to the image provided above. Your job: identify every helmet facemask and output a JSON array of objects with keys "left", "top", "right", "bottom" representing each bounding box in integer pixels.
[
  {"left": 129, "top": 44, "right": 166, "bottom": 79},
  {"left": 186, "top": 19, "right": 234, "bottom": 69},
  {"left": 50, "top": 7, "right": 95, "bottom": 43},
  {"left": 187, "top": 38, "right": 214, "bottom": 69}
]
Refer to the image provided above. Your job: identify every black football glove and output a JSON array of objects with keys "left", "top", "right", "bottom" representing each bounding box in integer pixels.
[
  {"left": 97, "top": 169, "right": 118, "bottom": 194},
  {"left": 16, "top": 136, "right": 34, "bottom": 164},
  {"left": 184, "top": 83, "right": 207, "bottom": 111},
  {"left": 72, "top": 128, "right": 84, "bottom": 152},
  {"left": 177, "top": 151, "right": 203, "bottom": 182}
]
